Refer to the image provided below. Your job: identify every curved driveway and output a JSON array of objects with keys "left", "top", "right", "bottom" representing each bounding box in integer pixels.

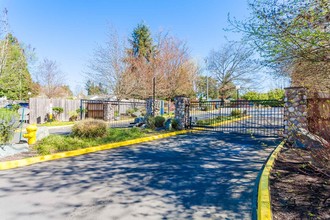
[{"left": 0, "top": 132, "right": 278, "bottom": 219}]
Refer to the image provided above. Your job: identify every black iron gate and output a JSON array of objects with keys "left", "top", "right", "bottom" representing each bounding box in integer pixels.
[
  {"left": 80, "top": 99, "right": 146, "bottom": 128},
  {"left": 189, "top": 100, "right": 284, "bottom": 137}
]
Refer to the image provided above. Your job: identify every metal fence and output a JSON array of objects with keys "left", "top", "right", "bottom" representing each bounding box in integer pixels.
[
  {"left": 80, "top": 99, "right": 146, "bottom": 128},
  {"left": 189, "top": 100, "right": 284, "bottom": 137}
]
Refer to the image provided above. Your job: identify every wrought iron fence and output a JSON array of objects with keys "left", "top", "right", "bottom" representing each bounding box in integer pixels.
[
  {"left": 189, "top": 100, "right": 284, "bottom": 137},
  {"left": 80, "top": 100, "right": 146, "bottom": 128}
]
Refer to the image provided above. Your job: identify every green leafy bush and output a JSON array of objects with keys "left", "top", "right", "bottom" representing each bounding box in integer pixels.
[
  {"left": 126, "top": 108, "right": 138, "bottom": 116},
  {"left": 231, "top": 109, "right": 242, "bottom": 117},
  {"left": 10, "top": 104, "right": 20, "bottom": 112},
  {"left": 52, "top": 107, "right": 64, "bottom": 120},
  {"left": 171, "top": 118, "right": 179, "bottom": 130},
  {"left": 76, "top": 108, "right": 87, "bottom": 115},
  {"left": 145, "top": 116, "right": 156, "bottom": 130},
  {"left": 154, "top": 116, "right": 165, "bottom": 128},
  {"left": 0, "top": 109, "right": 19, "bottom": 145},
  {"left": 72, "top": 119, "right": 107, "bottom": 138},
  {"left": 69, "top": 111, "right": 78, "bottom": 121}
]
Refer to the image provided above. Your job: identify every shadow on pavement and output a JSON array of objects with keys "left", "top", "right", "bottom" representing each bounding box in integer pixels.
[{"left": 0, "top": 132, "right": 280, "bottom": 219}]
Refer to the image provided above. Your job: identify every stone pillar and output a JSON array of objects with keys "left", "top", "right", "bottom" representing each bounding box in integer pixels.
[
  {"left": 103, "top": 102, "right": 114, "bottom": 121},
  {"left": 284, "top": 87, "right": 308, "bottom": 142},
  {"left": 146, "top": 97, "right": 154, "bottom": 117},
  {"left": 174, "top": 96, "right": 190, "bottom": 130}
]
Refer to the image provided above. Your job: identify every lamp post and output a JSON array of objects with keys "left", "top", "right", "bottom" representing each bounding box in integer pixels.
[
  {"left": 206, "top": 76, "right": 209, "bottom": 100},
  {"left": 204, "top": 59, "right": 209, "bottom": 100},
  {"left": 236, "top": 85, "right": 240, "bottom": 100}
]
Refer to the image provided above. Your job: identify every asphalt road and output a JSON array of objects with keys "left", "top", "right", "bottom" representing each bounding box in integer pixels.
[{"left": 0, "top": 132, "right": 279, "bottom": 220}]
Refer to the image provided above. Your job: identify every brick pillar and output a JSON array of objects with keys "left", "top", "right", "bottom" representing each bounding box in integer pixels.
[
  {"left": 174, "top": 96, "right": 190, "bottom": 130},
  {"left": 146, "top": 97, "right": 154, "bottom": 117},
  {"left": 103, "top": 102, "right": 114, "bottom": 121},
  {"left": 284, "top": 87, "right": 308, "bottom": 142}
]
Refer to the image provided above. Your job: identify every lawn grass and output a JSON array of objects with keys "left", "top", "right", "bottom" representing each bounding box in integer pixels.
[
  {"left": 39, "top": 121, "right": 75, "bottom": 127},
  {"left": 196, "top": 115, "right": 241, "bottom": 126},
  {"left": 33, "top": 127, "right": 162, "bottom": 155}
]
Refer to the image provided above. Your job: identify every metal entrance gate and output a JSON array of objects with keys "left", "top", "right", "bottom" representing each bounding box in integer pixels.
[{"left": 189, "top": 100, "right": 284, "bottom": 137}]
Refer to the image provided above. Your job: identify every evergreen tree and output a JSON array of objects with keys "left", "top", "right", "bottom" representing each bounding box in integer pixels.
[
  {"left": 129, "top": 23, "right": 155, "bottom": 61},
  {"left": 85, "top": 80, "right": 106, "bottom": 95},
  {"left": 0, "top": 34, "right": 34, "bottom": 100}
]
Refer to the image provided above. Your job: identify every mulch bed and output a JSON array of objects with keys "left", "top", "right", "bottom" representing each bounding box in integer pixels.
[
  {"left": 270, "top": 144, "right": 330, "bottom": 219},
  {"left": 0, "top": 149, "right": 38, "bottom": 162}
]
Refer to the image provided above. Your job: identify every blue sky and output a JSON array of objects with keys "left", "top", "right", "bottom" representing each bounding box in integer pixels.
[{"left": 0, "top": 0, "right": 281, "bottom": 93}]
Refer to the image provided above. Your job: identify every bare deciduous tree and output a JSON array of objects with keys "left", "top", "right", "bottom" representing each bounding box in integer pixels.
[
  {"left": 85, "top": 26, "right": 126, "bottom": 99},
  {"left": 122, "top": 33, "right": 198, "bottom": 99},
  {"left": 0, "top": 8, "right": 9, "bottom": 76},
  {"left": 37, "top": 58, "right": 65, "bottom": 98},
  {"left": 206, "top": 42, "right": 261, "bottom": 98}
]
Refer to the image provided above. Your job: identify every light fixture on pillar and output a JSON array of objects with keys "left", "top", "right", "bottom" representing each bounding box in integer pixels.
[{"left": 236, "top": 85, "right": 241, "bottom": 100}]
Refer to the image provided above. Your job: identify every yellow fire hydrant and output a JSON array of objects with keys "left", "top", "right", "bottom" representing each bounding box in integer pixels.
[{"left": 23, "top": 124, "right": 38, "bottom": 145}]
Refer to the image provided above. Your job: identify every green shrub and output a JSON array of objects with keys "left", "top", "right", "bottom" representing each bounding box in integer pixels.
[
  {"left": 72, "top": 119, "right": 107, "bottom": 138},
  {"left": 76, "top": 108, "right": 87, "bottom": 115},
  {"left": 0, "top": 109, "right": 19, "bottom": 145},
  {"left": 53, "top": 107, "right": 64, "bottom": 120},
  {"left": 171, "top": 118, "right": 179, "bottom": 130},
  {"left": 126, "top": 108, "right": 134, "bottom": 115},
  {"left": 11, "top": 104, "right": 20, "bottom": 112},
  {"left": 201, "top": 105, "right": 210, "bottom": 111},
  {"left": 154, "top": 116, "right": 165, "bottom": 128},
  {"left": 69, "top": 111, "right": 78, "bottom": 121},
  {"left": 231, "top": 109, "right": 242, "bottom": 117},
  {"left": 145, "top": 116, "right": 156, "bottom": 130}
]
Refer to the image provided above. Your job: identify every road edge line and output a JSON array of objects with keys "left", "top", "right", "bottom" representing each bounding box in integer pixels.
[
  {"left": 0, "top": 130, "right": 190, "bottom": 170},
  {"left": 257, "top": 140, "right": 285, "bottom": 220}
]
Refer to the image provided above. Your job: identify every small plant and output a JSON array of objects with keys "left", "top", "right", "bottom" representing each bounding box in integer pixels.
[
  {"left": 114, "top": 111, "right": 119, "bottom": 117},
  {"left": 76, "top": 108, "right": 87, "bottom": 115},
  {"left": 0, "top": 109, "right": 19, "bottom": 145},
  {"left": 52, "top": 107, "right": 64, "bottom": 121},
  {"left": 72, "top": 119, "right": 107, "bottom": 138},
  {"left": 231, "top": 109, "right": 242, "bottom": 117},
  {"left": 10, "top": 104, "right": 20, "bottom": 112},
  {"left": 126, "top": 108, "right": 134, "bottom": 115},
  {"left": 154, "top": 116, "right": 165, "bottom": 128},
  {"left": 201, "top": 105, "right": 210, "bottom": 111},
  {"left": 171, "top": 118, "right": 179, "bottom": 130},
  {"left": 145, "top": 116, "right": 156, "bottom": 130},
  {"left": 69, "top": 111, "right": 78, "bottom": 121}
]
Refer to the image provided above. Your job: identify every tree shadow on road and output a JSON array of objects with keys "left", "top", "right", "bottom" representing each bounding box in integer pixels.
[{"left": 0, "top": 132, "right": 280, "bottom": 219}]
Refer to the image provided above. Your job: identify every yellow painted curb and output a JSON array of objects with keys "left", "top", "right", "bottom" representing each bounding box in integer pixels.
[
  {"left": 210, "top": 115, "right": 251, "bottom": 127},
  {"left": 258, "top": 140, "right": 285, "bottom": 220},
  {"left": 0, "top": 130, "right": 190, "bottom": 171},
  {"left": 194, "top": 115, "right": 252, "bottom": 130}
]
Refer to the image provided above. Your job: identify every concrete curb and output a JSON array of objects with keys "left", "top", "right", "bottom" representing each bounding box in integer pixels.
[
  {"left": 257, "top": 140, "right": 285, "bottom": 220},
  {"left": 193, "top": 115, "right": 252, "bottom": 130},
  {"left": 0, "top": 130, "right": 190, "bottom": 171},
  {"left": 210, "top": 115, "right": 251, "bottom": 127}
]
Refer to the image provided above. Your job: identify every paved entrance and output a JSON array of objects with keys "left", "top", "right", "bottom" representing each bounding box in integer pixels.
[{"left": 0, "top": 132, "right": 279, "bottom": 219}]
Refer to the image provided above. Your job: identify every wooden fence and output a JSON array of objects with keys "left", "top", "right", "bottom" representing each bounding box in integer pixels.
[
  {"left": 307, "top": 92, "right": 330, "bottom": 141},
  {"left": 29, "top": 98, "right": 81, "bottom": 124}
]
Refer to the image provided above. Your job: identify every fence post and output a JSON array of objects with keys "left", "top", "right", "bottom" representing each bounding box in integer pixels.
[
  {"left": 146, "top": 97, "right": 154, "bottom": 117},
  {"left": 174, "top": 96, "right": 190, "bottom": 130},
  {"left": 80, "top": 99, "right": 83, "bottom": 120},
  {"left": 103, "top": 102, "right": 114, "bottom": 121},
  {"left": 284, "top": 87, "right": 308, "bottom": 143}
]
